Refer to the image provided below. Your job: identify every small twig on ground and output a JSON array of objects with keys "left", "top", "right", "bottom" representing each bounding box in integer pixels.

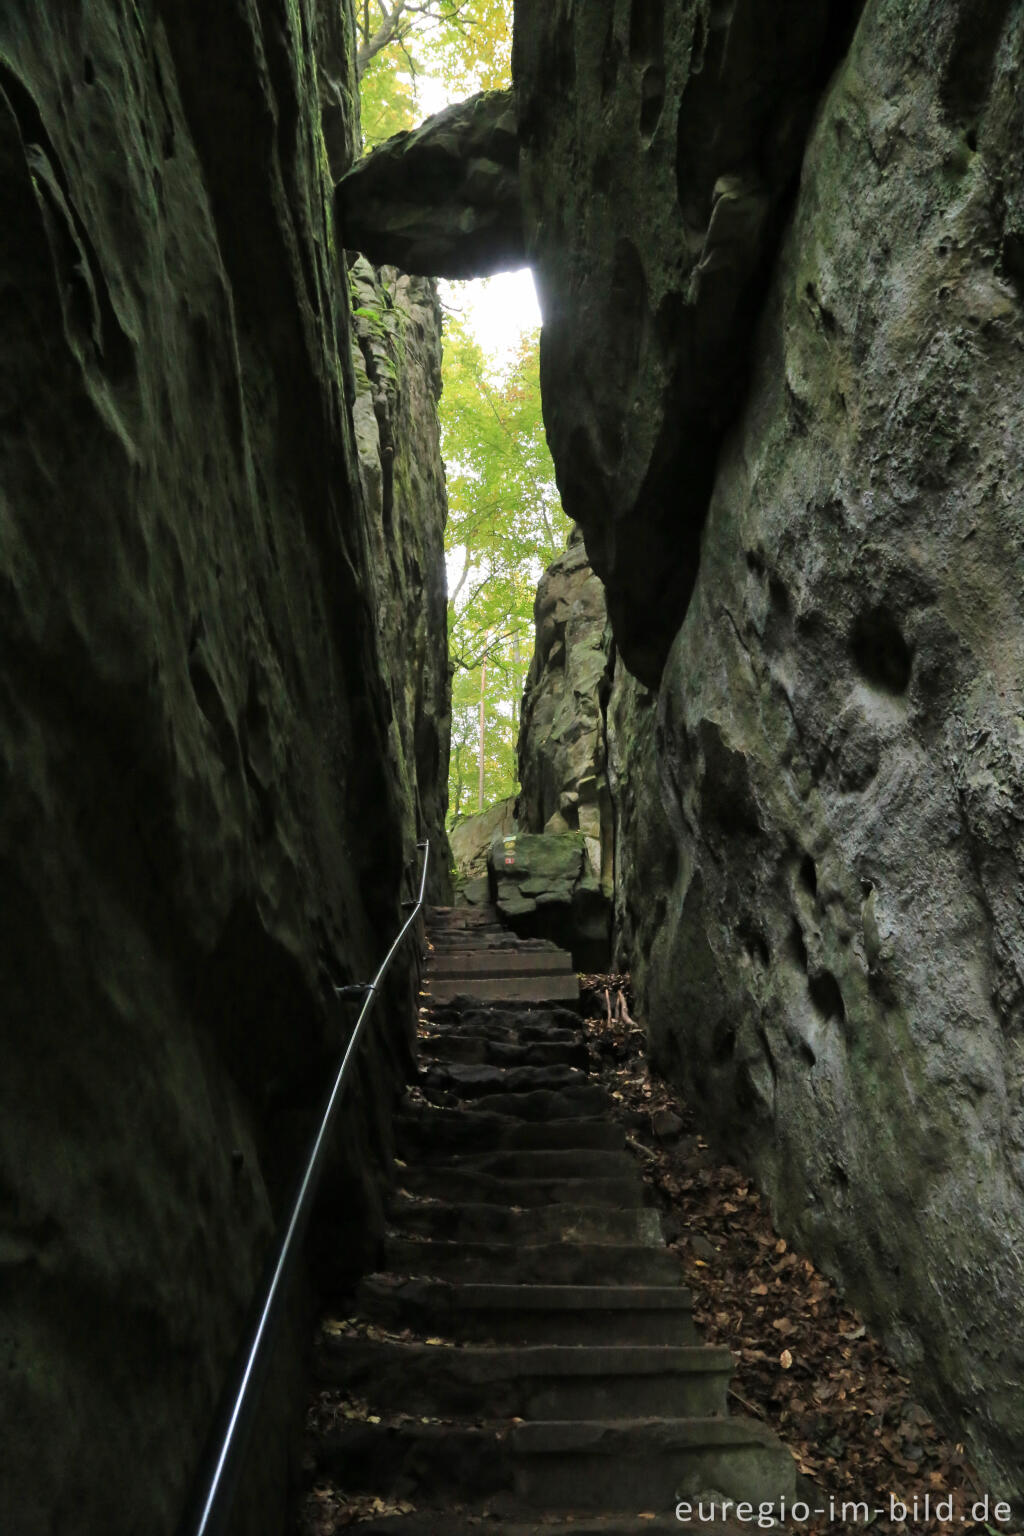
[
  {"left": 616, "top": 987, "right": 638, "bottom": 1029},
  {"left": 729, "top": 1387, "right": 766, "bottom": 1420}
]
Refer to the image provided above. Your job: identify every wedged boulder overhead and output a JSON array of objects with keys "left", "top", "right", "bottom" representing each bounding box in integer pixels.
[
  {"left": 611, "top": 0, "right": 1024, "bottom": 1496},
  {"left": 336, "top": 88, "right": 524, "bottom": 278},
  {"left": 514, "top": 0, "right": 861, "bottom": 686}
]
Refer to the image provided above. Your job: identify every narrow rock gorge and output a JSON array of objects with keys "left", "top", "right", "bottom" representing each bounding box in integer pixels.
[{"left": 5, "top": 0, "right": 1024, "bottom": 1529}]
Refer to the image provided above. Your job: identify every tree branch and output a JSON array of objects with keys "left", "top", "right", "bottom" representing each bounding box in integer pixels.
[
  {"left": 357, "top": 0, "right": 406, "bottom": 77},
  {"left": 357, "top": 0, "right": 477, "bottom": 78}
]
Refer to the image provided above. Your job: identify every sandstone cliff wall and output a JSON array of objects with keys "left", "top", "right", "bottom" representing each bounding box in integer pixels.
[
  {"left": 0, "top": 5, "right": 448, "bottom": 1533},
  {"left": 515, "top": 0, "right": 1024, "bottom": 1495},
  {"left": 517, "top": 527, "right": 615, "bottom": 897}
]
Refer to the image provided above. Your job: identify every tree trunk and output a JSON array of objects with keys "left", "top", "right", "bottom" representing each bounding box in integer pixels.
[
  {"left": 512, "top": 630, "right": 522, "bottom": 726},
  {"left": 477, "top": 660, "right": 487, "bottom": 811}
]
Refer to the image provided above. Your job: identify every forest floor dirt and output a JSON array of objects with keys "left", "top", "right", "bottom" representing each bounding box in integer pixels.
[{"left": 580, "top": 974, "right": 1021, "bottom": 1536}]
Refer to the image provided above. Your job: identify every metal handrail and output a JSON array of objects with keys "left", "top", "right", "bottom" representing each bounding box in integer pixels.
[{"left": 179, "top": 839, "right": 431, "bottom": 1536}]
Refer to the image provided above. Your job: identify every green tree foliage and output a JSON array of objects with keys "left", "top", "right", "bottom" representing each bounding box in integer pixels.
[
  {"left": 442, "top": 309, "right": 570, "bottom": 821},
  {"left": 356, "top": 1, "right": 512, "bottom": 147},
  {"left": 352, "top": 4, "right": 568, "bottom": 822}
]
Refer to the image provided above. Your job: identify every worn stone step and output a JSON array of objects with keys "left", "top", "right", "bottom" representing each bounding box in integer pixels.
[
  {"left": 420, "top": 1026, "right": 581, "bottom": 1051},
  {"left": 317, "top": 1337, "right": 732, "bottom": 1420},
  {"left": 418, "top": 1015, "right": 581, "bottom": 1046},
  {"left": 462, "top": 1085, "right": 612, "bottom": 1120},
  {"left": 419, "top": 1062, "right": 590, "bottom": 1099},
  {"left": 314, "top": 1415, "right": 793, "bottom": 1511},
  {"left": 424, "top": 1147, "right": 639, "bottom": 1183},
  {"left": 418, "top": 1035, "right": 588, "bottom": 1069},
  {"left": 380, "top": 1236, "right": 682, "bottom": 1286},
  {"left": 398, "top": 1165, "right": 645, "bottom": 1211},
  {"left": 356, "top": 1278, "right": 698, "bottom": 1346},
  {"left": 512, "top": 1418, "right": 797, "bottom": 1511},
  {"left": 395, "top": 1108, "right": 625, "bottom": 1157},
  {"left": 328, "top": 1516, "right": 751, "bottom": 1536},
  {"left": 427, "top": 950, "right": 575, "bottom": 978},
  {"left": 387, "top": 1195, "right": 664, "bottom": 1248},
  {"left": 423, "top": 974, "right": 580, "bottom": 1006},
  {"left": 314, "top": 1421, "right": 505, "bottom": 1502},
  {"left": 425, "top": 1003, "right": 583, "bottom": 1031}
]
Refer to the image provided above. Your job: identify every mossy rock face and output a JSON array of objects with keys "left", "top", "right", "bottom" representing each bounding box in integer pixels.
[
  {"left": 0, "top": 3, "right": 448, "bottom": 1533},
  {"left": 600, "top": 0, "right": 1024, "bottom": 1498},
  {"left": 348, "top": 254, "right": 453, "bottom": 900},
  {"left": 517, "top": 528, "right": 616, "bottom": 900},
  {"left": 489, "top": 832, "right": 610, "bottom": 970}
]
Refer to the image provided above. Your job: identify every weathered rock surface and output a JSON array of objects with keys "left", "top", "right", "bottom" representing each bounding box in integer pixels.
[
  {"left": 489, "top": 832, "right": 609, "bottom": 970},
  {"left": 597, "top": 0, "right": 1024, "bottom": 1498},
  {"left": 349, "top": 256, "right": 453, "bottom": 874},
  {"left": 514, "top": 0, "right": 861, "bottom": 686},
  {"left": 336, "top": 89, "right": 523, "bottom": 278},
  {"left": 518, "top": 527, "right": 615, "bottom": 899},
  {"left": 0, "top": 5, "right": 449, "bottom": 1535},
  {"left": 450, "top": 794, "right": 518, "bottom": 883}
]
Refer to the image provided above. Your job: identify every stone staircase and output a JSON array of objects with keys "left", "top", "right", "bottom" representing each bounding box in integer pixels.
[
  {"left": 306, "top": 906, "right": 796, "bottom": 1534},
  {"left": 422, "top": 904, "right": 580, "bottom": 1007}
]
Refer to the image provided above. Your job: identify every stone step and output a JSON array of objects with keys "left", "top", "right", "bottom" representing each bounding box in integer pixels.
[
  {"left": 420, "top": 1025, "right": 581, "bottom": 1049},
  {"left": 380, "top": 1236, "right": 682, "bottom": 1286},
  {"left": 459, "top": 1085, "right": 612, "bottom": 1120},
  {"left": 317, "top": 1337, "right": 733, "bottom": 1420},
  {"left": 417, "top": 1147, "right": 640, "bottom": 1183},
  {"left": 387, "top": 1195, "right": 665, "bottom": 1247},
  {"left": 428, "top": 1003, "right": 583, "bottom": 1028},
  {"left": 513, "top": 1418, "right": 797, "bottom": 1512},
  {"left": 355, "top": 1278, "right": 698, "bottom": 1346},
  {"left": 418, "top": 1035, "right": 588, "bottom": 1069},
  {"left": 394, "top": 1108, "right": 626, "bottom": 1157},
  {"left": 397, "top": 1165, "right": 645, "bottom": 1210},
  {"left": 427, "top": 950, "right": 575, "bottom": 978},
  {"left": 418, "top": 1010, "right": 581, "bottom": 1043},
  {"left": 314, "top": 1415, "right": 794, "bottom": 1511},
  {"left": 423, "top": 974, "right": 581, "bottom": 1006},
  {"left": 418, "top": 1062, "right": 590, "bottom": 1099},
  {"left": 329, "top": 1517, "right": 754, "bottom": 1536}
]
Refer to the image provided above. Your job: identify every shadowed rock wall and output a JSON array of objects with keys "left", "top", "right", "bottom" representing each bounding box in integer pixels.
[
  {"left": 514, "top": 0, "right": 1024, "bottom": 1498},
  {"left": 349, "top": 256, "right": 452, "bottom": 874},
  {"left": 0, "top": 4, "right": 449, "bottom": 1534},
  {"left": 517, "top": 527, "right": 616, "bottom": 899},
  {"left": 515, "top": 0, "right": 863, "bottom": 687}
]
